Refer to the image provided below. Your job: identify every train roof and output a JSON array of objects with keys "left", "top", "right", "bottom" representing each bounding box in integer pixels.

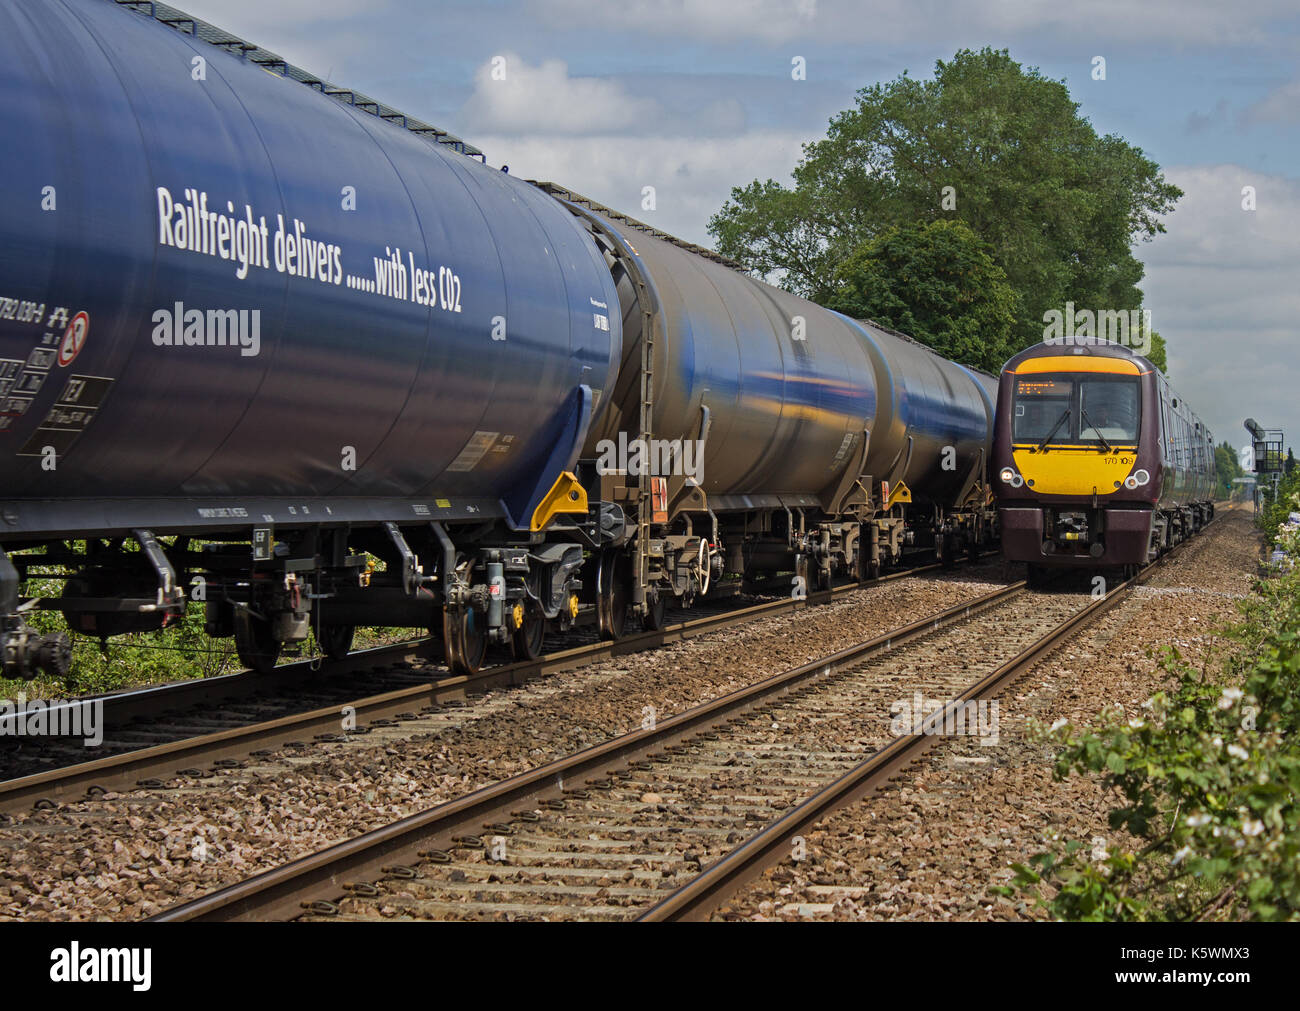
[
  {"left": 114, "top": 0, "right": 484, "bottom": 160},
  {"left": 853, "top": 317, "right": 999, "bottom": 382},
  {"left": 1002, "top": 338, "right": 1212, "bottom": 441},
  {"left": 535, "top": 184, "right": 998, "bottom": 383},
  {"left": 1002, "top": 336, "right": 1157, "bottom": 373},
  {"left": 530, "top": 182, "right": 746, "bottom": 269}
]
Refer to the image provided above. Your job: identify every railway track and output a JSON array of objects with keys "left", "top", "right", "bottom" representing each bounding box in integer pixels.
[
  {"left": 145, "top": 536, "right": 1199, "bottom": 923},
  {"left": 0, "top": 559, "right": 966, "bottom": 814}
]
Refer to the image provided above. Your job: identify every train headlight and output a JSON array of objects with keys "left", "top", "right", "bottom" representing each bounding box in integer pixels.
[
  {"left": 999, "top": 467, "right": 1023, "bottom": 488},
  {"left": 1133, "top": 469, "right": 1150, "bottom": 486},
  {"left": 1124, "top": 476, "right": 1138, "bottom": 489}
]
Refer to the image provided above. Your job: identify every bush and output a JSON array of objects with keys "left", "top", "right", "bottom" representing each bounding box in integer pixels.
[{"left": 1004, "top": 570, "right": 1300, "bottom": 920}]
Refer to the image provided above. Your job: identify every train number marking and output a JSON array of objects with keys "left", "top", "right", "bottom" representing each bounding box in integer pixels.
[{"left": 57, "top": 311, "right": 89, "bottom": 367}]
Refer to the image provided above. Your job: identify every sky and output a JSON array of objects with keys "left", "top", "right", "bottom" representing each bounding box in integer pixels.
[{"left": 176, "top": 0, "right": 1300, "bottom": 458}]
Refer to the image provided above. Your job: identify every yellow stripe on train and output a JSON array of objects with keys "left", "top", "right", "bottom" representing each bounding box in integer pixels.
[
  {"left": 1011, "top": 446, "right": 1138, "bottom": 496},
  {"left": 1009, "top": 356, "right": 1145, "bottom": 376}
]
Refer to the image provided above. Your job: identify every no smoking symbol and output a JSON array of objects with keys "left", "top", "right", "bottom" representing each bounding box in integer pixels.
[{"left": 58, "top": 311, "right": 89, "bottom": 367}]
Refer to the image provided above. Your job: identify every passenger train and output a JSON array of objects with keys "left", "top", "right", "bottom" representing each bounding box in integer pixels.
[{"left": 992, "top": 338, "right": 1216, "bottom": 584}]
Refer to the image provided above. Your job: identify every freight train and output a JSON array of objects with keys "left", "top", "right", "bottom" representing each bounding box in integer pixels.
[
  {"left": 0, "top": 0, "right": 998, "bottom": 679},
  {"left": 992, "top": 337, "right": 1216, "bottom": 584}
]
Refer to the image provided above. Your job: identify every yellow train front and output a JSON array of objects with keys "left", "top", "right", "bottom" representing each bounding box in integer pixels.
[{"left": 992, "top": 338, "right": 1216, "bottom": 581}]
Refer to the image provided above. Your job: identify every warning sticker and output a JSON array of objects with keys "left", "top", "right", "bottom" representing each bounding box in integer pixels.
[
  {"left": 0, "top": 359, "right": 24, "bottom": 399},
  {"left": 57, "top": 311, "right": 89, "bottom": 367},
  {"left": 17, "top": 374, "right": 113, "bottom": 457},
  {"left": 446, "top": 430, "right": 499, "bottom": 473}
]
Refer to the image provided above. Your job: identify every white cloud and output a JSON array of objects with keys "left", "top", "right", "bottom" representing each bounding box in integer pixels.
[
  {"left": 166, "top": 0, "right": 380, "bottom": 78},
  {"left": 1141, "top": 164, "right": 1300, "bottom": 447},
  {"left": 463, "top": 54, "right": 665, "bottom": 135},
  {"left": 537, "top": 0, "right": 819, "bottom": 44},
  {"left": 462, "top": 54, "right": 746, "bottom": 136},
  {"left": 480, "top": 131, "right": 806, "bottom": 245},
  {"left": 539, "top": 0, "right": 1300, "bottom": 48},
  {"left": 174, "top": 0, "right": 371, "bottom": 30},
  {"left": 1244, "top": 80, "right": 1300, "bottom": 125},
  {"left": 460, "top": 53, "right": 799, "bottom": 247}
]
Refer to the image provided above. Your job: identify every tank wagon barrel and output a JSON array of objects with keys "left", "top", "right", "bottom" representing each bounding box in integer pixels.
[{"left": 0, "top": 0, "right": 616, "bottom": 675}]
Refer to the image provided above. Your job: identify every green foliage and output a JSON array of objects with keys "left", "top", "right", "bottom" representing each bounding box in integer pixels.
[
  {"left": 1215, "top": 440, "right": 1245, "bottom": 500},
  {"left": 0, "top": 545, "right": 409, "bottom": 701},
  {"left": 0, "top": 596, "right": 236, "bottom": 701},
  {"left": 1008, "top": 571, "right": 1300, "bottom": 921},
  {"left": 0, "top": 602, "right": 410, "bottom": 702},
  {"left": 1258, "top": 466, "right": 1300, "bottom": 547},
  {"left": 824, "top": 220, "right": 1019, "bottom": 372},
  {"left": 708, "top": 47, "right": 1182, "bottom": 357},
  {"left": 1144, "top": 330, "right": 1168, "bottom": 373}
]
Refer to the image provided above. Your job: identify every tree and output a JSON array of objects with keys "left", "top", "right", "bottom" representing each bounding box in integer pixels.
[
  {"left": 1216, "top": 439, "right": 1244, "bottom": 499},
  {"left": 709, "top": 47, "right": 1182, "bottom": 352},
  {"left": 1145, "top": 330, "right": 1168, "bottom": 373},
  {"left": 1287, "top": 448, "right": 1296, "bottom": 476},
  {"left": 825, "top": 220, "right": 1019, "bottom": 372}
]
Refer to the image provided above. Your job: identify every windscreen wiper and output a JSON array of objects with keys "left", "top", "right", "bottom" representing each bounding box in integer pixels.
[
  {"left": 1080, "top": 408, "right": 1114, "bottom": 453},
  {"left": 1036, "top": 408, "right": 1071, "bottom": 452}
]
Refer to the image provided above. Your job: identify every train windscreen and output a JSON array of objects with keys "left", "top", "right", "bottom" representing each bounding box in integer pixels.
[{"left": 1013, "top": 374, "right": 1139, "bottom": 445}]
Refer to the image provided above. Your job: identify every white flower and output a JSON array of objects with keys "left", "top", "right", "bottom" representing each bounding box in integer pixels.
[
  {"left": 1186, "top": 813, "right": 1211, "bottom": 828},
  {"left": 1171, "top": 845, "right": 1192, "bottom": 865},
  {"left": 1128, "top": 717, "right": 1145, "bottom": 729},
  {"left": 1242, "top": 819, "right": 1265, "bottom": 837},
  {"left": 1227, "top": 744, "right": 1250, "bottom": 760},
  {"left": 1217, "top": 688, "right": 1243, "bottom": 710},
  {"left": 1049, "top": 718, "right": 1069, "bottom": 732},
  {"left": 1211, "top": 736, "right": 1222, "bottom": 749}
]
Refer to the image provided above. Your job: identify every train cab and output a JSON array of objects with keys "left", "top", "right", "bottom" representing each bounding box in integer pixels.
[{"left": 992, "top": 338, "right": 1214, "bottom": 576}]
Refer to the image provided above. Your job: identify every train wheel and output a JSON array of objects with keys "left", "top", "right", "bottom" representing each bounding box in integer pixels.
[
  {"left": 597, "top": 551, "right": 630, "bottom": 640},
  {"left": 316, "top": 621, "right": 355, "bottom": 661},
  {"left": 642, "top": 590, "right": 667, "bottom": 632},
  {"left": 511, "top": 602, "right": 545, "bottom": 661},
  {"left": 444, "top": 606, "right": 487, "bottom": 674},
  {"left": 234, "top": 608, "right": 281, "bottom": 673}
]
